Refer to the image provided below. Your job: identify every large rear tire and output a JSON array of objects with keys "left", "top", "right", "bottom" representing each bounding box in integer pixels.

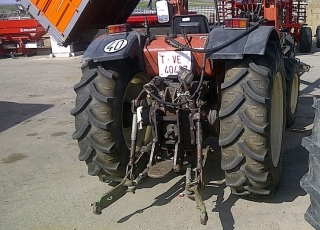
[
  {"left": 284, "top": 58, "right": 300, "bottom": 127},
  {"left": 219, "top": 41, "right": 286, "bottom": 197},
  {"left": 71, "top": 59, "right": 150, "bottom": 182},
  {"left": 300, "top": 99, "right": 320, "bottom": 229},
  {"left": 316, "top": 25, "right": 320, "bottom": 48},
  {"left": 299, "top": 27, "right": 312, "bottom": 53}
]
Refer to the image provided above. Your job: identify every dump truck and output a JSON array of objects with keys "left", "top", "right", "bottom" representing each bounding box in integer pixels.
[{"left": 19, "top": 0, "right": 311, "bottom": 225}]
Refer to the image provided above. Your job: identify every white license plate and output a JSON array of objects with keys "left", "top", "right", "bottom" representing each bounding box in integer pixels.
[{"left": 158, "top": 51, "right": 192, "bottom": 77}]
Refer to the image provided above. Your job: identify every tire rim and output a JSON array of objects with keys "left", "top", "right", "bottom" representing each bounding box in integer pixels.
[
  {"left": 123, "top": 73, "right": 152, "bottom": 150},
  {"left": 290, "top": 72, "right": 299, "bottom": 114},
  {"left": 270, "top": 71, "right": 284, "bottom": 167}
]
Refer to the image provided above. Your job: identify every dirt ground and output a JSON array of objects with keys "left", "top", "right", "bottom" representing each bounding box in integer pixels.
[{"left": 0, "top": 44, "right": 319, "bottom": 230}]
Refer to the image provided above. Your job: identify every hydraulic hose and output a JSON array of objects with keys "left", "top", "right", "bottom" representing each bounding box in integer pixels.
[
  {"left": 143, "top": 51, "right": 206, "bottom": 107},
  {"left": 144, "top": 35, "right": 208, "bottom": 106}
]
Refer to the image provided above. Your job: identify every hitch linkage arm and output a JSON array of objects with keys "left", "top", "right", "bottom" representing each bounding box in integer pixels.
[
  {"left": 92, "top": 93, "right": 150, "bottom": 215},
  {"left": 92, "top": 152, "right": 150, "bottom": 215}
]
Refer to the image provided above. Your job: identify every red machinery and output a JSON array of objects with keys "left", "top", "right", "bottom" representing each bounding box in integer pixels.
[
  {"left": 217, "top": 0, "right": 312, "bottom": 52},
  {"left": 127, "top": 11, "right": 197, "bottom": 27},
  {"left": 0, "top": 17, "right": 46, "bottom": 56},
  {"left": 127, "top": 14, "right": 158, "bottom": 27}
]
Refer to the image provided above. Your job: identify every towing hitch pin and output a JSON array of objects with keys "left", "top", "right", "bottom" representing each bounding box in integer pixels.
[{"left": 133, "top": 168, "right": 149, "bottom": 185}]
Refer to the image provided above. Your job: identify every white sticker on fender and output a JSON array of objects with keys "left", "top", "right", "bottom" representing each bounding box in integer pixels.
[
  {"left": 158, "top": 51, "right": 192, "bottom": 77},
  {"left": 104, "top": 39, "right": 128, "bottom": 53}
]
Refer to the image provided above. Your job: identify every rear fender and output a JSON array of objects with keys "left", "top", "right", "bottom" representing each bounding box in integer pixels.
[
  {"left": 82, "top": 31, "right": 146, "bottom": 71},
  {"left": 207, "top": 26, "right": 279, "bottom": 59}
]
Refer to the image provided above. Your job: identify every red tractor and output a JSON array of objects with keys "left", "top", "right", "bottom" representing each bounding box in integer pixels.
[{"left": 20, "top": 0, "right": 309, "bottom": 225}]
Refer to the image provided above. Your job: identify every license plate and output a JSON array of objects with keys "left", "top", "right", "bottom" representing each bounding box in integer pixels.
[{"left": 158, "top": 51, "right": 192, "bottom": 77}]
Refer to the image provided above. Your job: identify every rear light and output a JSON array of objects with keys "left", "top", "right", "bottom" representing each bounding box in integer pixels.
[
  {"left": 106, "top": 24, "right": 131, "bottom": 35},
  {"left": 224, "top": 18, "right": 249, "bottom": 29}
]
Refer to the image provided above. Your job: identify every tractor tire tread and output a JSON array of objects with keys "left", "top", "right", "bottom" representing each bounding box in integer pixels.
[
  {"left": 220, "top": 41, "right": 285, "bottom": 197},
  {"left": 299, "top": 27, "right": 312, "bottom": 53}
]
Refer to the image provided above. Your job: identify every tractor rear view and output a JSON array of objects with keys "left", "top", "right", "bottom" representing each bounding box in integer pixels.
[{"left": 20, "top": 0, "right": 307, "bottom": 225}]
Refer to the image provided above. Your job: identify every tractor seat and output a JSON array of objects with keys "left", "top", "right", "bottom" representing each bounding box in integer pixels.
[{"left": 172, "top": 15, "right": 210, "bottom": 34}]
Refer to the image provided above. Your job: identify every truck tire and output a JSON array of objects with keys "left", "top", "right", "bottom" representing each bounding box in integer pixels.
[
  {"left": 284, "top": 58, "right": 300, "bottom": 127},
  {"left": 219, "top": 41, "right": 286, "bottom": 197},
  {"left": 316, "top": 25, "right": 320, "bottom": 48},
  {"left": 299, "top": 27, "right": 312, "bottom": 53},
  {"left": 300, "top": 99, "right": 320, "bottom": 229},
  {"left": 71, "top": 59, "right": 150, "bottom": 182}
]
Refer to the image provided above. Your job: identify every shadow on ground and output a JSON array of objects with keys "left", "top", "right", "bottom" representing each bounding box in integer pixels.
[
  {"left": 300, "top": 78, "right": 320, "bottom": 96},
  {"left": 0, "top": 101, "right": 54, "bottom": 132}
]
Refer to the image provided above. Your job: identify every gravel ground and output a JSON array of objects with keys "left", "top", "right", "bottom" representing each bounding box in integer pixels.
[{"left": 0, "top": 44, "right": 319, "bottom": 230}]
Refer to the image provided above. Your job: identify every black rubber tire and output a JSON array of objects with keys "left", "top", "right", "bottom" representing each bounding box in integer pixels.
[
  {"left": 71, "top": 59, "right": 150, "bottom": 182},
  {"left": 284, "top": 58, "right": 300, "bottom": 127},
  {"left": 300, "top": 99, "right": 320, "bottom": 229},
  {"left": 316, "top": 25, "right": 320, "bottom": 48},
  {"left": 299, "top": 27, "right": 312, "bottom": 53},
  {"left": 219, "top": 41, "right": 286, "bottom": 197}
]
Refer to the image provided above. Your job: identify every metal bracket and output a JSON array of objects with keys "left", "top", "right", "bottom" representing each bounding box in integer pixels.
[
  {"left": 297, "top": 58, "right": 311, "bottom": 74},
  {"left": 92, "top": 177, "right": 131, "bottom": 215},
  {"left": 92, "top": 151, "right": 150, "bottom": 215},
  {"left": 185, "top": 167, "right": 208, "bottom": 225}
]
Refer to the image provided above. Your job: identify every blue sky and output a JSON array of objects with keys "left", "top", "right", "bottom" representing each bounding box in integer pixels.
[{"left": 0, "top": 0, "right": 16, "bottom": 3}]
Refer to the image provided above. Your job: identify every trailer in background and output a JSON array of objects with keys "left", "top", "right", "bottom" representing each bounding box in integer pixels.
[{"left": 0, "top": 10, "right": 46, "bottom": 57}]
